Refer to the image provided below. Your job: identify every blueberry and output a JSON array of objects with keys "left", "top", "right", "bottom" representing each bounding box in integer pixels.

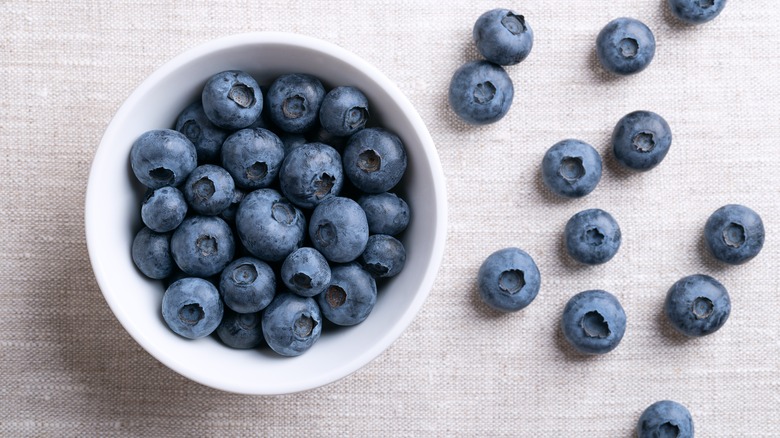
[
  {"left": 262, "top": 292, "right": 322, "bottom": 357},
  {"left": 319, "top": 86, "right": 370, "bottom": 137},
  {"left": 162, "top": 277, "right": 224, "bottom": 339},
  {"left": 668, "top": 0, "right": 727, "bottom": 24},
  {"left": 182, "top": 164, "right": 236, "bottom": 216},
  {"left": 359, "top": 234, "right": 407, "bottom": 278},
  {"left": 665, "top": 274, "right": 730, "bottom": 337},
  {"left": 317, "top": 263, "right": 377, "bottom": 326},
  {"left": 448, "top": 60, "right": 514, "bottom": 125},
  {"left": 215, "top": 308, "right": 264, "bottom": 349},
  {"left": 219, "top": 256, "right": 276, "bottom": 313},
  {"left": 221, "top": 128, "right": 285, "bottom": 190},
  {"left": 612, "top": 111, "right": 672, "bottom": 171},
  {"left": 266, "top": 73, "right": 326, "bottom": 134},
  {"left": 309, "top": 197, "right": 369, "bottom": 263},
  {"left": 279, "top": 142, "right": 344, "bottom": 209},
  {"left": 704, "top": 204, "right": 765, "bottom": 265},
  {"left": 281, "top": 247, "right": 332, "bottom": 297},
  {"left": 130, "top": 129, "right": 197, "bottom": 189},
  {"left": 141, "top": 186, "right": 188, "bottom": 233},
  {"left": 561, "top": 290, "right": 626, "bottom": 355},
  {"left": 596, "top": 17, "right": 656, "bottom": 76},
  {"left": 357, "top": 192, "right": 410, "bottom": 236},
  {"left": 342, "top": 128, "right": 407, "bottom": 194},
  {"left": 541, "top": 139, "right": 603, "bottom": 198},
  {"left": 477, "top": 247, "right": 541, "bottom": 312},
  {"left": 235, "top": 188, "right": 306, "bottom": 262},
  {"left": 175, "top": 100, "right": 230, "bottom": 164},
  {"left": 637, "top": 400, "right": 694, "bottom": 438},
  {"left": 565, "top": 208, "right": 622, "bottom": 265},
  {"left": 170, "top": 216, "right": 235, "bottom": 277},
  {"left": 201, "top": 70, "right": 263, "bottom": 130},
  {"left": 473, "top": 9, "right": 533, "bottom": 66},
  {"left": 131, "top": 227, "right": 173, "bottom": 280}
]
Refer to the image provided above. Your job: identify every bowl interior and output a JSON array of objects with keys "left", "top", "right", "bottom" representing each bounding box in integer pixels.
[{"left": 85, "top": 33, "right": 446, "bottom": 394}]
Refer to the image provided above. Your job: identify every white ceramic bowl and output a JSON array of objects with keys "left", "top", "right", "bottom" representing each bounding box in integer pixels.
[{"left": 85, "top": 32, "right": 447, "bottom": 395}]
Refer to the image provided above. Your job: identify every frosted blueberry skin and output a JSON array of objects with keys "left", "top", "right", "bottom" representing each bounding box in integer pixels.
[
  {"left": 308, "top": 197, "right": 369, "bottom": 263},
  {"left": 612, "top": 110, "right": 672, "bottom": 171},
  {"left": 541, "top": 139, "right": 603, "bottom": 198},
  {"left": 141, "top": 186, "right": 188, "bottom": 233},
  {"left": 130, "top": 129, "right": 197, "bottom": 189},
  {"left": 262, "top": 292, "right": 322, "bottom": 357},
  {"left": 318, "top": 86, "right": 370, "bottom": 137},
  {"left": 477, "top": 247, "right": 541, "bottom": 312},
  {"left": 219, "top": 256, "right": 276, "bottom": 313},
  {"left": 162, "top": 277, "right": 224, "bottom": 340},
  {"left": 221, "top": 128, "right": 285, "bottom": 190},
  {"left": 668, "top": 0, "right": 727, "bottom": 24},
  {"left": 235, "top": 188, "right": 306, "bottom": 263},
  {"left": 279, "top": 142, "right": 344, "bottom": 209},
  {"left": 561, "top": 290, "right": 626, "bottom": 355},
  {"left": 175, "top": 100, "right": 230, "bottom": 164},
  {"left": 201, "top": 70, "right": 263, "bottom": 131},
  {"left": 317, "top": 263, "right": 377, "bottom": 326},
  {"left": 182, "top": 164, "right": 236, "bottom": 216},
  {"left": 215, "top": 308, "right": 264, "bottom": 349},
  {"left": 637, "top": 400, "right": 694, "bottom": 438},
  {"left": 596, "top": 17, "right": 656, "bottom": 76},
  {"left": 266, "top": 73, "right": 326, "bottom": 134},
  {"left": 357, "top": 192, "right": 410, "bottom": 236},
  {"left": 565, "top": 208, "right": 622, "bottom": 265},
  {"left": 342, "top": 128, "right": 407, "bottom": 194},
  {"left": 448, "top": 60, "right": 514, "bottom": 125},
  {"left": 170, "top": 216, "right": 235, "bottom": 278},
  {"left": 359, "top": 234, "right": 406, "bottom": 279},
  {"left": 473, "top": 8, "right": 533, "bottom": 66},
  {"left": 704, "top": 204, "right": 765, "bottom": 265},
  {"left": 281, "top": 247, "right": 332, "bottom": 298},
  {"left": 665, "top": 274, "right": 730, "bottom": 337},
  {"left": 131, "top": 227, "right": 173, "bottom": 280}
]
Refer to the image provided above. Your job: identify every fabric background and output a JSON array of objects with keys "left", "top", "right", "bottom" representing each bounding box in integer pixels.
[{"left": 2, "top": 1, "right": 778, "bottom": 436}]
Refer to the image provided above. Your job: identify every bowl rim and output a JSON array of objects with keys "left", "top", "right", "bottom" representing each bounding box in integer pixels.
[{"left": 85, "top": 31, "right": 448, "bottom": 394}]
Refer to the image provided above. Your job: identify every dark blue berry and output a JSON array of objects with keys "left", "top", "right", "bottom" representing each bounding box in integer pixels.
[
  {"left": 665, "top": 274, "right": 731, "bottom": 337},
  {"left": 704, "top": 204, "right": 765, "bottom": 265},
  {"left": 473, "top": 8, "right": 533, "bottom": 65},
  {"left": 561, "top": 290, "right": 626, "bottom": 355},
  {"left": 596, "top": 17, "right": 656, "bottom": 76},
  {"left": 448, "top": 60, "right": 514, "bottom": 125}
]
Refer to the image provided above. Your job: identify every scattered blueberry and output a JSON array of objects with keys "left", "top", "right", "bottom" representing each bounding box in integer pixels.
[
  {"left": 319, "top": 86, "right": 370, "bottom": 137},
  {"left": 131, "top": 227, "right": 174, "bottom": 280},
  {"left": 359, "top": 234, "right": 407, "bottom": 278},
  {"left": 541, "top": 139, "right": 603, "bottom": 198},
  {"left": 565, "top": 208, "right": 622, "bottom": 265},
  {"left": 596, "top": 17, "right": 656, "bottom": 76},
  {"left": 704, "top": 204, "right": 765, "bottom": 265},
  {"left": 665, "top": 274, "right": 731, "bottom": 337},
  {"left": 279, "top": 142, "right": 344, "bottom": 209},
  {"left": 141, "top": 186, "right": 188, "bottom": 233},
  {"left": 473, "top": 8, "right": 533, "bottom": 66},
  {"left": 448, "top": 60, "right": 514, "bottom": 125},
  {"left": 357, "top": 192, "right": 410, "bottom": 236},
  {"left": 201, "top": 70, "right": 263, "bottom": 130},
  {"left": 266, "top": 73, "right": 326, "bottom": 134},
  {"left": 477, "top": 247, "right": 541, "bottom": 312},
  {"left": 162, "top": 277, "right": 224, "bottom": 339},
  {"left": 637, "top": 400, "right": 694, "bottom": 438},
  {"left": 170, "top": 215, "right": 235, "bottom": 277},
  {"left": 130, "top": 129, "right": 197, "bottom": 189},
  {"left": 612, "top": 110, "right": 672, "bottom": 172},
  {"left": 342, "top": 128, "right": 407, "bottom": 194},
  {"left": 317, "top": 263, "right": 377, "bottom": 326},
  {"left": 235, "top": 188, "right": 306, "bottom": 262},
  {"left": 219, "top": 256, "right": 276, "bottom": 313},
  {"left": 280, "top": 247, "right": 332, "bottom": 297},
  {"left": 175, "top": 100, "right": 229, "bottom": 164},
  {"left": 668, "top": 0, "right": 727, "bottom": 24},
  {"left": 220, "top": 128, "right": 285, "bottom": 190},
  {"left": 309, "top": 197, "right": 369, "bottom": 263},
  {"left": 262, "top": 291, "right": 322, "bottom": 357},
  {"left": 182, "top": 164, "right": 236, "bottom": 216},
  {"left": 215, "top": 308, "right": 264, "bottom": 349},
  {"left": 561, "top": 289, "right": 626, "bottom": 355}
]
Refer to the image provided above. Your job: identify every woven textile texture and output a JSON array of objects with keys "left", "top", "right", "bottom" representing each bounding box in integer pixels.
[{"left": 2, "top": 1, "right": 779, "bottom": 436}]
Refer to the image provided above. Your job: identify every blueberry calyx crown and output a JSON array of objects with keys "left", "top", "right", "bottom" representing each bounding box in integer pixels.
[
  {"left": 501, "top": 12, "right": 527, "bottom": 35},
  {"left": 498, "top": 269, "right": 525, "bottom": 294},
  {"left": 473, "top": 81, "right": 496, "bottom": 104},
  {"left": 581, "top": 311, "right": 610, "bottom": 338},
  {"left": 228, "top": 83, "right": 256, "bottom": 108}
]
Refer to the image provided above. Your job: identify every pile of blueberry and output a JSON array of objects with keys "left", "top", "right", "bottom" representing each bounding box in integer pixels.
[
  {"left": 456, "top": 2, "right": 746, "bottom": 436},
  {"left": 130, "top": 70, "right": 410, "bottom": 357}
]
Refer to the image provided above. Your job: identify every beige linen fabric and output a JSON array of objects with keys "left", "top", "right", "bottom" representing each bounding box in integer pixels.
[{"left": 2, "top": 1, "right": 779, "bottom": 436}]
